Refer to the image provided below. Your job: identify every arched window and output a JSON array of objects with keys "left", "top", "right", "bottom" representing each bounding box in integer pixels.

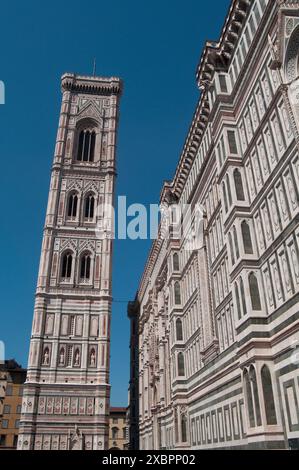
[
  {"left": 176, "top": 318, "right": 183, "bottom": 341},
  {"left": 222, "top": 182, "right": 228, "bottom": 213},
  {"left": 77, "top": 130, "right": 96, "bottom": 162},
  {"left": 261, "top": 365, "right": 277, "bottom": 425},
  {"left": 242, "top": 221, "right": 254, "bottom": 254},
  {"left": 173, "top": 253, "right": 180, "bottom": 271},
  {"left": 174, "top": 282, "right": 181, "bottom": 305},
  {"left": 84, "top": 193, "right": 95, "bottom": 220},
  {"left": 67, "top": 192, "right": 78, "bottom": 218},
  {"left": 250, "top": 365, "right": 262, "bottom": 427},
  {"left": 235, "top": 283, "right": 242, "bottom": 320},
  {"left": 177, "top": 352, "right": 185, "bottom": 376},
  {"left": 244, "top": 369, "right": 255, "bottom": 428},
  {"left": 80, "top": 253, "right": 91, "bottom": 280},
  {"left": 234, "top": 169, "right": 245, "bottom": 201},
  {"left": 112, "top": 427, "right": 119, "bottom": 439},
  {"left": 249, "top": 273, "right": 262, "bottom": 310},
  {"left": 233, "top": 226, "right": 239, "bottom": 259},
  {"left": 226, "top": 174, "right": 232, "bottom": 206},
  {"left": 228, "top": 232, "right": 235, "bottom": 265},
  {"left": 61, "top": 251, "right": 73, "bottom": 279},
  {"left": 181, "top": 415, "right": 187, "bottom": 443},
  {"left": 240, "top": 278, "right": 247, "bottom": 316}
]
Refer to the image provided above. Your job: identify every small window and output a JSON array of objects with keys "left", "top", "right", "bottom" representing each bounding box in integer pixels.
[
  {"left": 261, "top": 365, "right": 277, "bottom": 425},
  {"left": 84, "top": 194, "right": 95, "bottom": 220},
  {"left": 174, "top": 282, "right": 181, "bottom": 305},
  {"left": 112, "top": 427, "right": 119, "bottom": 439},
  {"left": 219, "top": 75, "right": 228, "bottom": 93},
  {"left": 222, "top": 182, "right": 228, "bottom": 213},
  {"left": 181, "top": 415, "right": 188, "bottom": 443},
  {"left": 249, "top": 273, "right": 262, "bottom": 310},
  {"left": 235, "top": 283, "right": 242, "bottom": 320},
  {"left": 173, "top": 253, "right": 180, "bottom": 271},
  {"left": 3, "top": 405, "right": 11, "bottom": 414},
  {"left": 227, "top": 131, "right": 238, "bottom": 154},
  {"left": 176, "top": 318, "right": 183, "bottom": 341},
  {"left": 15, "top": 420, "right": 20, "bottom": 429},
  {"left": 5, "top": 385, "right": 12, "bottom": 396},
  {"left": 177, "top": 352, "right": 185, "bottom": 377},
  {"left": 112, "top": 418, "right": 118, "bottom": 424},
  {"left": 16, "top": 405, "right": 22, "bottom": 414},
  {"left": 13, "top": 435, "right": 18, "bottom": 447},
  {"left": 244, "top": 369, "right": 255, "bottom": 428},
  {"left": 242, "top": 221, "right": 254, "bottom": 254},
  {"left": 80, "top": 253, "right": 91, "bottom": 280},
  {"left": 67, "top": 192, "right": 78, "bottom": 218},
  {"left": 234, "top": 169, "right": 245, "bottom": 201},
  {"left": 233, "top": 226, "right": 239, "bottom": 259},
  {"left": 226, "top": 174, "right": 232, "bottom": 205},
  {"left": 228, "top": 232, "right": 235, "bottom": 265},
  {"left": 240, "top": 278, "right": 247, "bottom": 316},
  {"left": 1, "top": 420, "right": 8, "bottom": 429},
  {"left": 0, "top": 435, "right": 6, "bottom": 446},
  {"left": 250, "top": 366, "right": 262, "bottom": 426},
  {"left": 61, "top": 252, "right": 73, "bottom": 279}
]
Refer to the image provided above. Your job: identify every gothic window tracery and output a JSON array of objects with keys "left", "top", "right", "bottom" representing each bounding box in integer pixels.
[{"left": 80, "top": 252, "right": 91, "bottom": 280}]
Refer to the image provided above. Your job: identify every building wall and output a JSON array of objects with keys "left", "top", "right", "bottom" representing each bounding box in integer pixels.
[
  {"left": 109, "top": 407, "right": 128, "bottom": 450},
  {"left": 133, "top": 0, "right": 299, "bottom": 451},
  {"left": 17, "top": 74, "right": 122, "bottom": 450},
  {"left": 0, "top": 361, "right": 26, "bottom": 450}
]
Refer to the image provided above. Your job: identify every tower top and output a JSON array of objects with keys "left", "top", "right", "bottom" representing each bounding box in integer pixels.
[{"left": 61, "top": 72, "right": 122, "bottom": 96}]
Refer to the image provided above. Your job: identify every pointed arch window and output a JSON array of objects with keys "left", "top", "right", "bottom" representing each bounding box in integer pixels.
[
  {"left": 174, "top": 282, "right": 181, "bottom": 305},
  {"left": 80, "top": 253, "right": 91, "bottom": 280},
  {"left": 84, "top": 193, "right": 95, "bottom": 220},
  {"left": 177, "top": 352, "right": 185, "bottom": 377},
  {"left": 61, "top": 251, "right": 73, "bottom": 279},
  {"left": 242, "top": 221, "right": 254, "bottom": 254},
  {"left": 261, "top": 365, "right": 277, "bottom": 425},
  {"left": 176, "top": 318, "right": 183, "bottom": 341},
  {"left": 234, "top": 169, "right": 245, "bottom": 201},
  {"left": 67, "top": 192, "right": 78, "bottom": 218},
  {"left": 249, "top": 272, "right": 262, "bottom": 310},
  {"left": 77, "top": 130, "right": 96, "bottom": 162}
]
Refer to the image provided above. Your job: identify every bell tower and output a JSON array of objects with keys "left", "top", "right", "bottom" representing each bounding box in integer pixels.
[{"left": 18, "top": 73, "right": 122, "bottom": 450}]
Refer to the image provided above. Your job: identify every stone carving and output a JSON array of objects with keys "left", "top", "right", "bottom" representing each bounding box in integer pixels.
[
  {"left": 43, "top": 347, "right": 50, "bottom": 365},
  {"left": 59, "top": 347, "right": 65, "bottom": 365},
  {"left": 70, "top": 425, "right": 83, "bottom": 450}
]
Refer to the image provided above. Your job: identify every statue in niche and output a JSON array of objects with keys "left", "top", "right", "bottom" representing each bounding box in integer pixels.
[
  {"left": 90, "top": 350, "right": 96, "bottom": 366},
  {"left": 43, "top": 348, "right": 49, "bottom": 365},
  {"left": 74, "top": 350, "right": 80, "bottom": 366}
]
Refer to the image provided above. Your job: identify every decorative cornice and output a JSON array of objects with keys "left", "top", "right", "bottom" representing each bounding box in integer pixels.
[{"left": 61, "top": 73, "right": 123, "bottom": 96}]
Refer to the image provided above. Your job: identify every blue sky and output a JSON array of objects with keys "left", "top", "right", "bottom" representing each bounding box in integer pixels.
[{"left": 0, "top": 0, "right": 230, "bottom": 405}]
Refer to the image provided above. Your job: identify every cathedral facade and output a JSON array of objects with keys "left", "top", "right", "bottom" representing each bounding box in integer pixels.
[
  {"left": 18, "top": 74, "right": 122, "bottom": 450},
  {"left": 129, "top": 0, "right": 299, "bottom": 450}
]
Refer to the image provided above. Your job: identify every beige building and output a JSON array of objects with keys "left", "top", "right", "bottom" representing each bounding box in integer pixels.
[
  {"left": 109, "top": 407, "right": 128, "bottom": 450},
  {"left": 0, "top": 360, "right": 26, "bottom": 450},
  {"left": 18, "top": 73, "right": 122, "bottom": 450},
  {"left": 129, "top": 0, "right": 299, "bottom": 450}
]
